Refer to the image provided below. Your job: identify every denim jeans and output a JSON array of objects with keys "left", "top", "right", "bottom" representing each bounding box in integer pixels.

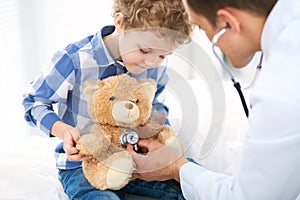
[{"left": 58, "top": 167, "right": 185, "bottom": 200}]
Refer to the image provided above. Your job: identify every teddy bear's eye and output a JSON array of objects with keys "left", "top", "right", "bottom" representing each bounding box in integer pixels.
[
  {"left": 135, "top": 99, "right": 139, "bottom": 103},
  {"left": 109, "top": 96, "right": 115, "bottom": 101}
]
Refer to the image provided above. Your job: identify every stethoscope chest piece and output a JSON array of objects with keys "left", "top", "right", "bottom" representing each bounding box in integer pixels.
[{"left": 119, "top": 129, "right": 139, "bottom": 151}]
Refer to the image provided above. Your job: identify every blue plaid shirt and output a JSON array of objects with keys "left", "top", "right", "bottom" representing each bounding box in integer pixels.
[{"left": 22, "top": 25, "right": 169, "bottom": 169}]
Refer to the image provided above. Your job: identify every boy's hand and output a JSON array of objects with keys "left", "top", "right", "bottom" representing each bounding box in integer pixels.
[{"left": 63, "top": 128, "right": 93, "bottom": 161}]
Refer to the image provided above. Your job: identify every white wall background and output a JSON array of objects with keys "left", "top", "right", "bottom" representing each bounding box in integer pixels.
[{"left": 0, "top": 0, "right": 114, "bottom": 153}]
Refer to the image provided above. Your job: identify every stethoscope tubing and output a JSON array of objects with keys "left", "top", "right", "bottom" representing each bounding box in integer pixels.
[{"left": 211, "top": 27, "right": 263, "bottom": 118}]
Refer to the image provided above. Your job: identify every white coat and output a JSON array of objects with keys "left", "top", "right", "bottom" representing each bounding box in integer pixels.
[{"left": 180, "top": 0, "right": 300, "bottom": 199}]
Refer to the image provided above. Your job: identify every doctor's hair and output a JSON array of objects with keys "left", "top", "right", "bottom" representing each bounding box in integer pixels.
[
  {"left": 112, "top": 0, "right": 193, "bottom": 45},
  {"left": 185, "top": 0, "right": 277, "bottom": 25}
]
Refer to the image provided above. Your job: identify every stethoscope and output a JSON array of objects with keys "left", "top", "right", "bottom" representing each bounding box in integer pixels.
[{"left": 211, "top": 27, "right": 263, "bottom": 118}]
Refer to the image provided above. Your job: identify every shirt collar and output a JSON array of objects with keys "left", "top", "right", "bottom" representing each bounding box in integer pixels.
[
  {"left": 261, "top": 0, "right": 300, "bottom": 53},
  {"left": 91, "top": 25, "right": 121, "bottom": 67}
]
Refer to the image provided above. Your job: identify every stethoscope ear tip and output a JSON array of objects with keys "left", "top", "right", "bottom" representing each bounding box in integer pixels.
[{"left": 212, "top": 27, "right": 227, "bottom": 45}]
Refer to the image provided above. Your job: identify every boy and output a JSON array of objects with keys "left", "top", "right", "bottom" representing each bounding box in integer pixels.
[
  {"left": 127, "top": 0, "right": 300, "bottom": 199},
  {"left": 22, "top": 0, "right": 192, "bottom": 199}
]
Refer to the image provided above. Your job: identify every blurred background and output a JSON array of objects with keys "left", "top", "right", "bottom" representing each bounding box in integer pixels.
[{"left": 0, "top": 0, "right": 116, "bottom": 153}]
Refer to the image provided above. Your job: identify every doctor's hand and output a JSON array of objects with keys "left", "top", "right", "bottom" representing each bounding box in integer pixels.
[{"left": 126, "top": 139, "right": 189, "bottom": 182}]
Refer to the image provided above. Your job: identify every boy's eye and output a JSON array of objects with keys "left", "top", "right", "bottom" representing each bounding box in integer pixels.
[
  {"left": 140, "top": 48, "right": 150, "bottom": 54},
  {"left": 159, "top": 55, "right": 166, "bottom": 59}
]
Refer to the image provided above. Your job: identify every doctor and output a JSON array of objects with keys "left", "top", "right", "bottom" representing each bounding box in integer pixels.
[{"left": 127, "top": 0, "right": 300, "bottom": 199}]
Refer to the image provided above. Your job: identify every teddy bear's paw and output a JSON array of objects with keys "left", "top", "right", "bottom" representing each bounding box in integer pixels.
[
  {"left": 76, "top": 132, "right": 111, "bottom": 157},
  {"left": 76, "top": 139, "right": 91, "bottom": 155},
  {"left": 82, "top": 159, "right": 110, "bottom": 190},
  {"left": 163, "top": 136, "right": 183, "bottom": 155},
  {"left": 157, "top": 126, "right": 183, "bottom": 155},
  {"left": 103, "top": 151, "right": 136, "bottom": 190}
]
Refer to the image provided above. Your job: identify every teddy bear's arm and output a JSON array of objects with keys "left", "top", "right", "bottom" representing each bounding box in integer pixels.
[
  {"left": 157, "top": 125, "right": 183, "bottom": 155},
  {"left": 76, "top": 124, "right": 120, "bottom": 162}
]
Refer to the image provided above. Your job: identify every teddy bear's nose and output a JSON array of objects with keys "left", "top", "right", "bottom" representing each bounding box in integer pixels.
[{"left": 125, "top": 103, "right": 133, "bottom": 110}]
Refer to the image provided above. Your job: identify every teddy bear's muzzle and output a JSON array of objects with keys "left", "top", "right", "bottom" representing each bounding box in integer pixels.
[{"left": 112, "top": 101, "right": 140, "bottom": 123}]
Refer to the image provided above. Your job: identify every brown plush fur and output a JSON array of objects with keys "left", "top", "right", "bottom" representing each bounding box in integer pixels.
[{"left": 76, "top": 74, "right": 182, "bottom": 190}]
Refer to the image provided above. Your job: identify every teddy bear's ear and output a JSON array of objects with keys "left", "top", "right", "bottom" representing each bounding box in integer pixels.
[
  {"left": 137, "top": 79, "right": 157, "bottom": 100},
  {"left": 83, "top": 80, "right": 99, "bottom": 101},
  {"left": 83, "top": 79, "right": 111, "bottom": 121},
  {"left": 83, "top": 80, "right": 112, "bottom": 99}
]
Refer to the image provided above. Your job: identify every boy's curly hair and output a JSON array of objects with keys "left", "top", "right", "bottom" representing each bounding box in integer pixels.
[{"left": 113, "top": 0, "right": 193, "bottom": 44}]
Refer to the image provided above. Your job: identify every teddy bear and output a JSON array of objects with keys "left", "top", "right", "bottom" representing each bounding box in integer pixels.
[{"left": 76, "top": 74, "right": 182, "bottom": 190}]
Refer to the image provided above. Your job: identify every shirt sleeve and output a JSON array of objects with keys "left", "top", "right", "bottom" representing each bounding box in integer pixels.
[
  {"left": 152, "top": 62, "right": 169, "bottom": 111},
  {"left": 180, "top": 162, "right": 247, "bottom": 200},
  {"left": 180, "top": 123, "right": 300, "bottom": 200},
  {"left": 22, "top": 49, "right": 75, "bottom": 135},
  {"left": 151, "top": 63, "right": 171, "bottom": 126}
]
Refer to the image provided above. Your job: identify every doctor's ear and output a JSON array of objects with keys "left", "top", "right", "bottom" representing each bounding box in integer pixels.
[
  {"left": 226, "top": 23, "right": 231, "bottom": 29},
  {"left": 216, "top": 8, "right": 241, "bottom": 33}
]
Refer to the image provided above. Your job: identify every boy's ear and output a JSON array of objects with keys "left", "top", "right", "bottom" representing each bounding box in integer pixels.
[
  {"left": 114, "top": 12, "right": 124, "bottom": 32},
  {"left": 216, "top": 7, "right": 241, "bottom": 33}
]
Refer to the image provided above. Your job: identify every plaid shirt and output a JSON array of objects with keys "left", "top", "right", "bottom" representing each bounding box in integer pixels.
[{"left": 22, "top": 25, "right": 169, "bottom": 169}]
